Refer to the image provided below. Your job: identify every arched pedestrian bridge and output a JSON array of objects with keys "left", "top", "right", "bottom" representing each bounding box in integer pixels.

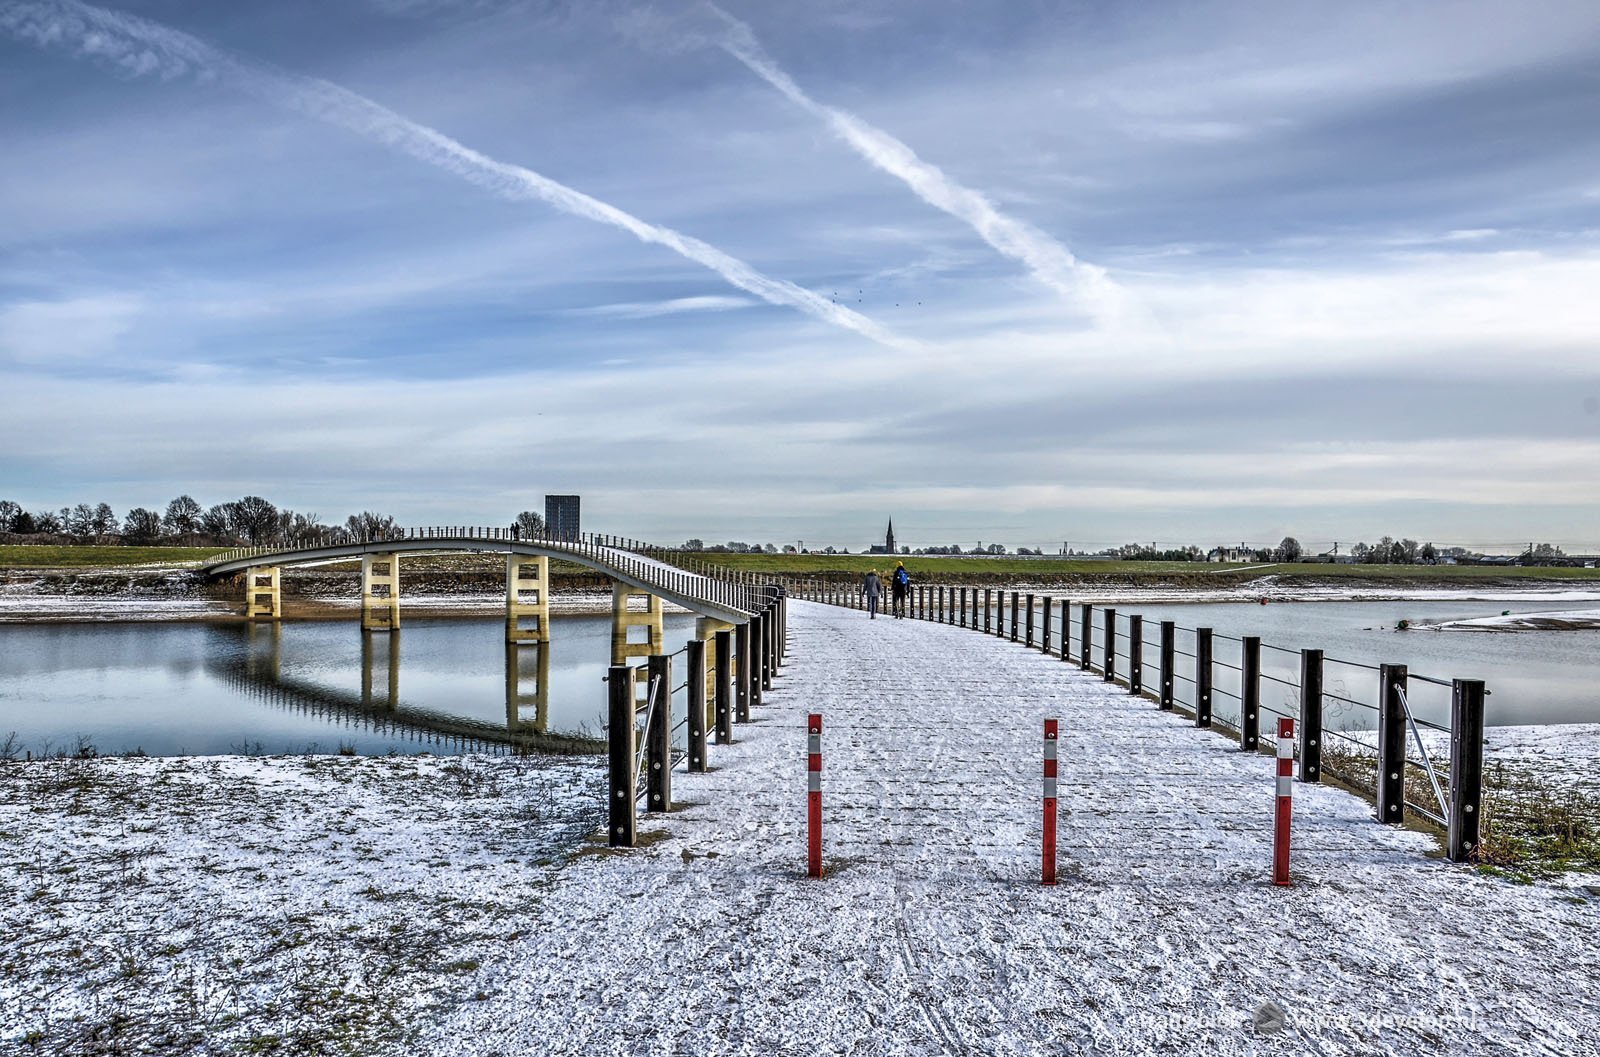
[{"left": 203, "top": 528, "right": 785, "bottom": 721}]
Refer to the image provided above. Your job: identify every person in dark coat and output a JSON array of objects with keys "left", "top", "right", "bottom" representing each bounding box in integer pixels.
[
  {"left": 890, "top": 562, "right": 909, "bottom": 619},
  {"left": 862, "top": 569, "right": 882, "bottom": 618}
]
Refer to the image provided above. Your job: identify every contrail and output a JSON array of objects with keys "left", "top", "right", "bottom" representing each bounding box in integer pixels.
[
  {"left": 0, "top": 0, "right": 921, "bottom": 351},
  {"left": 705, "top": 4, "right": 1125, "bottom": 325}
]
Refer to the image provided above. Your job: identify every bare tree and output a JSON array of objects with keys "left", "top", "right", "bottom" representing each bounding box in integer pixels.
[
  {"left": 91, "top": 503, "right": 116, "bottom": 538},
  {"left": 515, "top": 510, "right": 545, "bottom": 537},
  {"left": 346, "top": 511, "right": 398, "bottom": 541},
  {"left": 201, "top": 503, "right": 234, "bottom": 539},
  {"left": 64, "top": 503, "right": 96, "bottom": 539},
  {"left": 122, "top": 507, "right": 162, "bottom": 543},
  {"left": 0, "top": 500, "right": 20, "bottom": 531},
  {"left": 1277, "top": 537, "right": 1302, "bottom": 562},
  {"left": 162, "top": 495, "right": 202, "bottom": 536},
  {"left": 230, "top": 496, "right": 279, "bottom": 544}
]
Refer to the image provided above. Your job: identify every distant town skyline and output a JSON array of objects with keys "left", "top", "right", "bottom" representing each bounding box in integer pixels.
[{"left": 3, "top": 1, "right": 1598, "bottom": 543}]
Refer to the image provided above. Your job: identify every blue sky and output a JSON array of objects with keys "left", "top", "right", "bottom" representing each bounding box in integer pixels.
[{"left": 2, "top": 0, "right": 1599, "bottom": 552}]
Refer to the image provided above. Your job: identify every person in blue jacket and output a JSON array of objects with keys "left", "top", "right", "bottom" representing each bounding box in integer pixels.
[{"left": 890, "top": 562, "right": 910, "bottom": 619}]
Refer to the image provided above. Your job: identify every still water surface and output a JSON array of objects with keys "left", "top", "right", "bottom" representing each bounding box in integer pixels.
[
  {"left": 1057, "top": 598, "right": 1599, "bottom": 729},
  {"left": 0, "top": 614, "right": 700, "bottom": 756},
  {"left": 0, "top": 600, "right": 1594, "bottom": 757}
]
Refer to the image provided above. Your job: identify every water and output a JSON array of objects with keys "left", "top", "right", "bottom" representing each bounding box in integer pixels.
[
  {"left": 2, "top": 600, "right": 1594, "bottom": 757},
  {"left": 1048, "top": 598, "right": 1600, "bottom": 730},
  {"left": 0, "top": 614, "right": 701, "bottom": 757}
]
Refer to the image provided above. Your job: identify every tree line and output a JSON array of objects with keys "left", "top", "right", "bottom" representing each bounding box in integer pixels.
[{"left": 0, "top": 497, "right": 562, "bottom": 547}]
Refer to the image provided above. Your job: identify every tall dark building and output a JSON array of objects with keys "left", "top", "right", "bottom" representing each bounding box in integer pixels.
[
  {"left": 869, "top": 518, "right": 896, "bottom": 555},
  {"left": 545, "top": 495, "right": 580, "bottom": 540}
]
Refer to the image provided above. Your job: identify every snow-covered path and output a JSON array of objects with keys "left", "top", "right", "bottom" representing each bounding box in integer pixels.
[{"left": 416, "top": 601, "right": 1599, "bottom": 1056}]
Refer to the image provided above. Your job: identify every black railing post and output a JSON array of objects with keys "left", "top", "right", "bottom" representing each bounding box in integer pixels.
[
  {"left": 1240, "top": 636, "right": 1261, "bottom": 751},
  {"left": 1128, "top": 614, "right": 1142, "bottom": 693},
  {"left": 1010, "top": 592, "right": 1020, "bottom": 642},
  {"left": 1449, "top": 679, "right": 1486, "bottom": 862},
  {"left": 1041, "top": 597, "right": 1053, "bottom": 654},
  {"left": 1378, "top": 663, "right": 1408, "bottom": 824},
  {"left": 750, "top": 612, "right": 766, "bottom": 706},
  {"left": 984, "top": 588, "right": 992, "bottom": 633},
  {"left": 1059, "top": 599, "right": 1071, "bottom": 660},
  {"left": 1103, "top": 609, "right": 1117, "bottom": 682},
  {"left": 960, "top": 587, "right": 968, "bottom": 628},
  {"left": 715, "top": 629, "right": 734, "bottom": 744},
  {"left": 1079, "top": 605, "right": 1092, "bottom": 670},
  {"left": 1025, "top": 594, "right": 1036, "bottom": 647},
  {"left": 1298, "top": 651, "right": 1323, "bottom": 777},
  {"left": 687, "top": 638, "right": 708, "bottom": 773},
  {"left": 646, "top": 653, "right": 672, "bottom": 812},
  {"left": 735, "top": 622, "right": 752, "bottom": 723},
  {"left": 1195, "top": 628, "right": 1213, "bottom": 726},
  {"left": 994, "top": 590, "right": 1004, "bottom": 636},
  {"left": 607, "top": 664, "right": 635, "bottom": 848}
]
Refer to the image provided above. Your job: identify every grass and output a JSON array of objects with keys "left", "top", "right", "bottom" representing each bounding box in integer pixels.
[
  {"left": 0, "top": 545, "right": 228, "bottom": 569},
  {"left": 6, "top": 543, "right": 1598, "bottom": 583},
  {"left": 675, "top": 551, "right": 1600, "bottom": 582}
]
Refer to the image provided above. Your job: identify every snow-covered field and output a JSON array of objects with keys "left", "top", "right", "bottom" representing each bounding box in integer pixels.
[
  {"left": 4, "top": 602, "right": 1598, "bottom": 1055},
  {"left": 0, "top": 753, "right": 603, "bottom": 1054}
]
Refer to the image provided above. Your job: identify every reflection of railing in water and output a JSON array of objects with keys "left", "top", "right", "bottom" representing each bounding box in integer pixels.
[{"left": 218, "top": 624, "right": 596, "bottom": 755}]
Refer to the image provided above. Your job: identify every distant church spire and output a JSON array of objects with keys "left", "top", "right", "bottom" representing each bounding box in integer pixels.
[{"left": 885, "top": 519, "right": 896, "bottom": 554}]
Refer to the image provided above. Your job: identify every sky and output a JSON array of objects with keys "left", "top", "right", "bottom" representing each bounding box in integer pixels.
[{"left": 2, "top": 0, "right": 1599, "bottom": 553}]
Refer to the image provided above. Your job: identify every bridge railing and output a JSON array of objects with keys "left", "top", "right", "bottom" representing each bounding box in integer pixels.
[
  {"left": 210, "top": 525, "right": 775, "bottom": 616},
  {"left": 783, "top": 578, "right": 1488, "bottom": 865}
]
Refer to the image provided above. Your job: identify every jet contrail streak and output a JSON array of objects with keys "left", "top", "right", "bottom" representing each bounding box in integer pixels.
[
  {"left": 0, "top": 0, "right": 920, "bottom": 350},
  {"left": 707, "top": 4, "right": 1124, "bottom": 326}
]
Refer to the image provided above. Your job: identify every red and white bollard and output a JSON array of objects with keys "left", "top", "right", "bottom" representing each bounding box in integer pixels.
[
  {"left": 807, "top": 713, "right": 823, "bottom": 878},
  {"left": 1273, "top": 716, "right": 1295, "bottom": 886},
  {"left": 1043, "top": 718, "right": 1059, "bottom": 886}
]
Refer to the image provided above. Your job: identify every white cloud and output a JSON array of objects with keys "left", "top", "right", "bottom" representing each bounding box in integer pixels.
[
  {"left": 0, "top": 293, "right": 142, "bottom": 363},
  {"left": 565, "top": 295, "right": 752, "bottom": 319}
]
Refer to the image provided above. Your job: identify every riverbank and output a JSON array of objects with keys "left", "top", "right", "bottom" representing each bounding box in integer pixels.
[{"left": 7, "top": 561, "right": 1600, "bottom": 623}]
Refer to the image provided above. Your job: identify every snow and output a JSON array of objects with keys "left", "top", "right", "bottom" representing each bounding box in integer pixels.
[
  {"left": 0, "top": 753, "right": 603, "bottom": 1053},
  {"left": 1420, "top": 608, "right": 1600, "bottom": 632},
  {"left": 4, "top": 601, "right": 1598, "bottom": 1055},
  {"left": 412, "top": 601, "right": 1599, "bottom": 1055}
]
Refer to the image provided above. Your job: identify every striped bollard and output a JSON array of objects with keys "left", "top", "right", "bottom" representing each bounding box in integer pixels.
[
  {"left": 1274, "top": 717, "right": 1294, "bottom": 886},
  {"left": 1043, "top": 719, "right": 1059, "bottom": 886},
  {"left": 807, "top": 713, "right": 824, "bottom": 878}
]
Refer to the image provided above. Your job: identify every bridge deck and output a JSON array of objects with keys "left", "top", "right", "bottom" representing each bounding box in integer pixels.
[{"left": 424, "top": 601, "right": 1599, "bottom": 1055}]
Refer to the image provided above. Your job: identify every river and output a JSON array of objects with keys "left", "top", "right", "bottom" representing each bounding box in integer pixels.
[{"left": 0, "top": 598, "right": 1594, "bottom": 756}]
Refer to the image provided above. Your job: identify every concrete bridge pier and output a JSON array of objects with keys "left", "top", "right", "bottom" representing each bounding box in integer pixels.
[
  {"left": 506, "top": 555, "right": 550, "bottom": 644},
  {"left": 505, "top": 641, "right": 550, "bottom": 733},
  {"left": 244, "top": 566, "right": 281, "bottom": 621},
  {"left": 361, "top": 554, "right": 401, "bottom": 632},
  {"left": 611, "top": 583, "right": 664, "bottom": 702}
]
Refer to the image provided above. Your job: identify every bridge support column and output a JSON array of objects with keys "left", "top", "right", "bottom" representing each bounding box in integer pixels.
[
  {"left": 361, "top": 554, "right": 401, "bottom": 632},
  {"left": 611, "top": 583, "right": 664, "bottom": 701},
  {"left": 245, "top": 566, "right": 281, "bottom": 621},
  {"left": 506, "top": 555, "right": 550, "bottom": 644}
]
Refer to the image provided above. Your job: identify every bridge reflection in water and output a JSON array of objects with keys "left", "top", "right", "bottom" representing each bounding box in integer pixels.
[{"left": 222, "top": 623, "right": 597, "bottom": 755}]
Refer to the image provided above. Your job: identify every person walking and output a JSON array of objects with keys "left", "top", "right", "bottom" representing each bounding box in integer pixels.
[
  {"left": 862, "top": 569, "right": 882, "bottom": 619},
  {"left": 890, "top": 562, "right": 909, "bottom": 619}
]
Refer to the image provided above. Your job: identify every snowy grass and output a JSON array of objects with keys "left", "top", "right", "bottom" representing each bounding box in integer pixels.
[{"left": 0, "top": 752, "right": 603, "bottom": 1055}]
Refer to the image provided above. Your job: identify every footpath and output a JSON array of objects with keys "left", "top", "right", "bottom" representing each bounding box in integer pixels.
[{"left": 415, "top": 600, "right": 1599, "bottom": 1057}]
